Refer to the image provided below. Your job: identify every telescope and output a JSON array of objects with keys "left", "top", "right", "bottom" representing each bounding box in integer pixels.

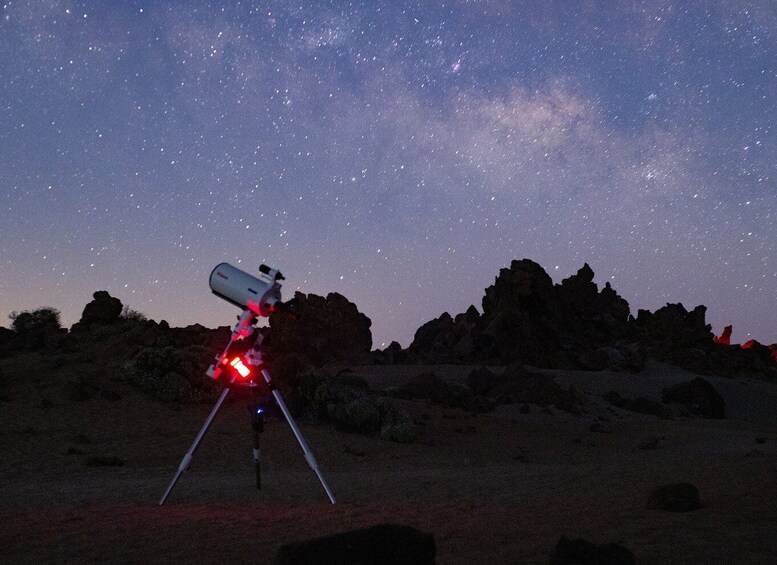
[
  {"left": 159, "top": 263, "right": 335, "bottom": 505},
  {"left": 209, "top": 263, "right": 283, "bottom": 318}
]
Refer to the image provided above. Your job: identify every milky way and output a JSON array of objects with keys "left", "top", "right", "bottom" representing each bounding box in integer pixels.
[{"left": 1, "top": 1, "right": 775, "bottom": 347}]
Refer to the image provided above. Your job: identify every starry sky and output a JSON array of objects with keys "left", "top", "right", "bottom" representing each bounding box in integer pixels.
[{"left": 1, "top": 1, "right": 775, "bottom": 348}]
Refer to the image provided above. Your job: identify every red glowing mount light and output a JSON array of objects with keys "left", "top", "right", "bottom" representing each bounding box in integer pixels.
[{"left": 229, "top": 357, "right": 251, "bottom": 378}]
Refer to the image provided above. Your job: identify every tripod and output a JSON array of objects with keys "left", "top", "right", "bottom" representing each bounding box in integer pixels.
[{"left": 159, "top": 310, "right": 336, "bottom": 505}]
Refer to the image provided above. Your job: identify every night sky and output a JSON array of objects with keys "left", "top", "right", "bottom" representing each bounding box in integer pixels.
[{"left": 2, "top": 1, "right": 775, "bottom": 348}]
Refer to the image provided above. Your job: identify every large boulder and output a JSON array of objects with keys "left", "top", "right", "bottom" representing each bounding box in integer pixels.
[
  {"left": 633, "top": 303, "right": 714, "bottom": 365},
  {"left": 406, "top": 312, "right": 458, "bottom": 362},
  {"left": 266, "top": 292, "right": 373, "bottom": 379},
  {"left": 661, "top": 377, "right": 725, "bottom": 419},
  {"left": 76, "top": 291, "right": 123, "bottom": 327},
  {"left": 404, "top": 306, "right": 483, "bottom": 364},
  {"left": 493, "top": 364, "right": 581, "bottom": 414},
  {"left": 481, "top": 259, "right": 560, "bottom": 365}
]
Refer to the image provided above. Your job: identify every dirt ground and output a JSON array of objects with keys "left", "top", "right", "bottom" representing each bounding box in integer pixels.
[{"left": 1, "top": 359, "right": 776, "bottom": 563}]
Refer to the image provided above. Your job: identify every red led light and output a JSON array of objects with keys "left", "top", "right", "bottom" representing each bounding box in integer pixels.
[{"left": 229, "top": 357, "right": 251, "bottom": 378}]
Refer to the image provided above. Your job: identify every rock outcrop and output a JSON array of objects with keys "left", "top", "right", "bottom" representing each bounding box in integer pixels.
[
  {"left": 266, "top": 291, "right": 373, "bottom": 381},
  {"left": 74, "top": 291, "right": 123, "bottom": 329},
  {"left": 399, "top": 260, "right": 637, "bottom": 370},
  {"left": 385, "top": 259, "right": 777, "bottom": 378}
]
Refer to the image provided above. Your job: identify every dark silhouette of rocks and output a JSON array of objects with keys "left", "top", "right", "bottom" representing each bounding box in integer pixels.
[
  {"left": 401, "top": 260, "right": 645, "bottom": 369},
  {"left": 646, "top": 482, "right": 701, "bottom": 512},
  {"left": 661, "top": 377, "right": 726, "bottom": 419},
  {"left": 373, "top": 340, "right": 405, "bottom": 364},
  {"left": 549, "top": 535, "right": 635, "bottom": 565},
  {"left": 401, "top": 260, "right": 637, "bottom": 369},
  {"left": 273, "top": 524, "right": 436, "bottom": 565},
  {"left": 3, "top": 258, "right": 776, "bottom": 401},
  {"left": 74, "top": 291, "right": 123, "bottom": 329},
  {"left": 266, "top": 291, "right": 373, "bottom": 381},
  {"left": 406, "top": 310, "right": 475, "bottom": 365},
  {"left": 379, "top": 259, "right": 777, "bottom": 379},
  {"left": 633, "top": 303, "right": 712, "bottom": 349}
]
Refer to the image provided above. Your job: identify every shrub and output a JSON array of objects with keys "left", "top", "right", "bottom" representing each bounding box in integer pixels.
[
  {"left": 120, "top": 305, "right": 147, "bottom": 322},
  {"left": 123, "top": 346, "right": 219, "bottom": 403},
  {"left": 9, "top": 308, "right": 62, "bottom": 334}
]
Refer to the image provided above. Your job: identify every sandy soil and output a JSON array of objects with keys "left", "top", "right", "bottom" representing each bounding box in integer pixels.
[{"left": 1, "top": 359, "right": 776, "bottom": 563}]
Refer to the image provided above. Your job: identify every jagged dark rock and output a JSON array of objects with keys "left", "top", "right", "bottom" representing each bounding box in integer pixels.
[
  {"left": 403, "top": 305, "right": 484, "bottom": 364},
  {"left": 266, "top": 291, "right": 373, "bottom": 381},
  {"left": 392, "top": 259, "right": 776, "bottom": 378},
  {"left": 403, "top": 260, "right": 639, "bottom": 370},
  {"left": 373, "top": 340, "right": 405, "bottom": 364},
  {"left": 481, "top": 259, "right": 559, "bottom": 365}
]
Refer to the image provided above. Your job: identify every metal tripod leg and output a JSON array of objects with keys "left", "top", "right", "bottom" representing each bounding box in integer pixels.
[
  {"left": 159, "top": 385, "right": 232, "bottom": 506},
  {"left": 261, "top": 368, "right": 336, "bottom": 504}
]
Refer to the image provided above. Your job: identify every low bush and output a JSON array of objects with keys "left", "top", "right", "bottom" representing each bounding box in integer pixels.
[{"left": 122, "top": 345, "right": 219, "bottom": 403}]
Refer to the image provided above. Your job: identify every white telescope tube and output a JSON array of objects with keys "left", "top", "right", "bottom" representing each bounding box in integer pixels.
[{"left": 209, "top": 263, "right": 281, "bottom": 317}]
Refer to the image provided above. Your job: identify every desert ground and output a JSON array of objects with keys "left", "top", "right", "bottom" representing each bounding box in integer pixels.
[{"left": 2, "top": 358, "right": 777, "bottom": 563}]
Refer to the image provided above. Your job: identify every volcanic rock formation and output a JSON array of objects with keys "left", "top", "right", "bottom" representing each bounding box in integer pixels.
[{"left": 388, "top": 259, "right": 777, "bottom": 378}]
